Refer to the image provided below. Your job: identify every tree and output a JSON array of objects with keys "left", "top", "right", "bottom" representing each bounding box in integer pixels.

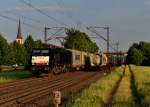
[
  {"left": 6, "top": 44, "right": 16, "bottom": 65},
  {"left": 64, "top": 28, "right": 99, "bottom": 53},
  {"left": 0, "top": 34, "right": 9, "bottom": 65},
  {"left": 34, "top": 40, "right": 43, "bottom": 48},
  {"left": 127, "top": 41, "right": 150, "bottom": 66},
  {"left": 0, "top": 34, "right": 44, "bottom": 67},
  {"left": 9, "top": 41, "right": 27, "bottom": 65},
  {"left": 24, "top": 35, "right": 35, "bottom": 67},
  {"left": 24, "top": 35, "right": 35, "bottom": 53},
  {"left": 138, "top": 41, "right": 150, "bottom": 65},
  {"left": 126, "top": 47, "right": 143, "bottom": 65}
]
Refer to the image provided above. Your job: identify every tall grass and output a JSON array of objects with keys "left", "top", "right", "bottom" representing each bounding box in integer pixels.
[
  {"left": 0, "top": 71, "right": 32, "bottom": 83},
  {"left": 112, "top": 66, "right": 134, "bottom": 107},
  {"left": 62, "top": 66, "right": 124, "bottom": 107},
  {"left": 130, "top": 65, "right": 150, "bottom": 106}
]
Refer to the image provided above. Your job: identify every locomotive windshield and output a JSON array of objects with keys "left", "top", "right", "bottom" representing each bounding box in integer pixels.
[
  {"left": 41, "top": 50, "right": 49, "bottom": 54},
  {"left": 32, "top": 49, "right": 50, "bottom": 55}
]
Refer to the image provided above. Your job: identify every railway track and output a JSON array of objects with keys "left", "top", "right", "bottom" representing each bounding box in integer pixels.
[{"left": 0, "top": 71, "right": 106, "bottom": 107}]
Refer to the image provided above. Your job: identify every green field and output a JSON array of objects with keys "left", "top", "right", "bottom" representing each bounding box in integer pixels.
[
  {"left": 130, "top": 65, "right": 150, "bottom": 106},
  {"left": 62, "top": 65, "right": 150, "bottom": 107},
  {"left": 0, "top": 70, "right": 32, "bottom": 83}
]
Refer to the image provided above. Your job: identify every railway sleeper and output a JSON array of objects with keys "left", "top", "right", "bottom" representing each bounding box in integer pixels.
[
  {"left": 2, "top": 71, "right": 98, "bottom": 106},
  {"left": 15, "top": 74, "right": 93, "bottom": 105},
  {"left": 17, "top": 78, "right": 83, "bottom": 103},
  {"left": 0, "top": 74, "right": 86, "bottom": 105},
  {"left": 0, "top": 74, "right": 81, "bottom": 102}
]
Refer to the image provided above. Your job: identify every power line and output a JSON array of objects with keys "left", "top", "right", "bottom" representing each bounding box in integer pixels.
[
  {"left": 55, "top": 0, "right": 89, "bottom": 31},
  {"left": 44, "top": 27, "right": 66, "bottom": 43},
  {"left": 6, "top": 10, "right": 44, "bottom": 25},
  {"left": 20, "top": 0, "right": 70, "bottom": 27},
  {"left": 47, "top": 28, "right": 64, "bottom": 40},
  {"left": 86, "top": 26, "right": 117, "bottom": 52},
  {"left": 0, "top": 14, "right": 17, "bottom": 22},
  {"left": 0, "top": 14, "right": 43, "bottom": 32},
  {"left": 55, "top": 0, "right": 98, "bottom": 46},
  {"left": 55, "top": 0, "right": 80, "bottom": 27}
]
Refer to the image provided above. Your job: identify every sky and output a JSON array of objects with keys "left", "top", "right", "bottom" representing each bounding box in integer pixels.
[{"left": 0, "top": 0, "right": 150, "bottom": 52}]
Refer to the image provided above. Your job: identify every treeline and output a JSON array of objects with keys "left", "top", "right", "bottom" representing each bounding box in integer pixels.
[
  {"left": 0, "top": 34, "right": 43, "bottom": 67},
  {"left": 126, "top": 41, "right": 150, "bottom": 66},
  {"left": 0, "top": 28, "right": 99, "bottom": 68}
]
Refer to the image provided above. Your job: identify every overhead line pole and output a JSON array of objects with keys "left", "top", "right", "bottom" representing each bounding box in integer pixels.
[
  {"left": 44, "top": 27, "right": 51, "bottom": 44},
  {"left": 116, "top": 41, "right": 119, "bottom": 64},
  {"left": 86, "top": 26, "right": 110, "bottom": 53},
  {"left": 44, "top": 27, "right": 67, "bottom": 44},
  {"left": 106, "top": 26, "right": 109, "bottom": 53}
]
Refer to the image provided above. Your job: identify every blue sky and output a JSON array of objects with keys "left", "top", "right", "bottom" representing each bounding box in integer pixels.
[{"left": 0, "top": 0, "right": 150, "bottom": 52}]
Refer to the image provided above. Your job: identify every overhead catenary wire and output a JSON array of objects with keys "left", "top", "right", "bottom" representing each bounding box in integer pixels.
[
  {"left": 5, "top": 10, "right": 44, "bottom": 25},
  {"left": 47, "top": 28, "right": 65, "bottom": 40},
  {"left": 86, "top": 26, "right": 117, "bottom": 52},
  {"left": 16, "top": 0, "right": 114, "bottom": 51},
  {"left": 39, "top": 0, "right": 96, "bottom": 41},
  {"left": 48, "top": 0, "right": 115, "bottom": 52},
  {"left": 54, "top": 0, "right": 100, "bottom": 48},
  {"left": 0, "top": 14, "right": 17, "bottom": 22},
  {"left": 54, "top": 0, "right": 109, "bottom": 51},
  {"left": 20, "top": 0, "right": 70, "bottom": 27},
  {"left": 0, "top": 13, "right": 43, "bottom": 32},
  {"left": 55, "top": 0, "right": 91, "bottom": 32},
  {"left": 55, "top": 0, "right": 81, "bottom": 28}
]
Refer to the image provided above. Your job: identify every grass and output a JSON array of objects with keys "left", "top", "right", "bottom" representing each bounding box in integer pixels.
[
  {"left": 0, "top": 70, "right": 32, "bottom": 83},
  {"left": 62, "top": 66, "right": 124, "bottom": 107},
  {"left": 112, "top": 66, "right": 134, "bottom": 107},
  {"left": 130, "top": 65, "right": 150, "bottom": 106}
]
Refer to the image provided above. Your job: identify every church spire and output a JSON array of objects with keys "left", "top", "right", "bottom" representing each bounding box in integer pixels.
[
  {"left": 16, "top": 19, "right": 23, "bottom": 44},
  {"left": 17, "top": 19, "right": 23, "bottom": 39}
]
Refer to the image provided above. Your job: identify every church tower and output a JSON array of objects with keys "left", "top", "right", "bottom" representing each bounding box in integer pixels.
[{"left": 16, "top": 19, "right": 24, "bottom": 44}]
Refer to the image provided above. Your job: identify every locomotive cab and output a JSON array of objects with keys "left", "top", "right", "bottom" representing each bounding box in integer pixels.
[
  {"left": 30, "top": 48, "right": 52, "bottom": 75},
  {"left": 30, "top": 47, "right": 72, "bottom": 75}
]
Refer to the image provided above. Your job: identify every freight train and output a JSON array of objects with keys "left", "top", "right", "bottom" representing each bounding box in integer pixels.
[
  {"left": 108, "top": 54, "right": 127, "bottom": 66},
  {"left": 30, "top": 47, "right": 108, "bottom": 75}
]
